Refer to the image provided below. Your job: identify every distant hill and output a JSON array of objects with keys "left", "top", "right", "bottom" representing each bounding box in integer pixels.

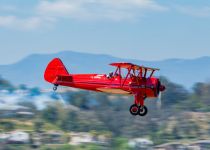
[{"left": 0, "top": 51, "right": 210, "bottom": 89}]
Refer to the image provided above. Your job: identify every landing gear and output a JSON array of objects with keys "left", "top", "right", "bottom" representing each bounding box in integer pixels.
[
  {"left": 129, "top": 105, "right": 148, "bottom": 116},
  {"left": 138, "top": 105, "right": 148, "bottom": 116},
  {"left": 129, "top": 104, "right": 139, "bottom": 116},
  {"left": 53, "top": 84, "right": 58, "bottom": 91},
  {"left": 129, "top": 94, "right": 148, "bottom": 116}
]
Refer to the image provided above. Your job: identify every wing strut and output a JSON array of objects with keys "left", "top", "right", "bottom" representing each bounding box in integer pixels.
[{"left": 122, "top": 66, "right": 132, "bottom": 87}]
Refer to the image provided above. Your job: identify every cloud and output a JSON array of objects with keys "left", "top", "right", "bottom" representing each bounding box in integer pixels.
[
  {"left": 0, "top": 15, "right": 53, "bottom": 30},
  {"left": 0, "top": 0, "right": 168, "bottom": 30},
  {"left": 37, "top": 1, "right": 79, "bottom": 16},
  {"left": 37, "top": 0, "right": 168, "bottom": 21},
  {"left": 176, "top": 6, "right": 210, "bottom": 18}
]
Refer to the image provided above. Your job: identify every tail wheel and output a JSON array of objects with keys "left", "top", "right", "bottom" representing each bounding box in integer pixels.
[
  {"left": 129, "top": 104, "right": 139, "bottom": 116},
  {"left": 138, "top": 106, "right": 148, "bottom": 116},
  {"left": 53, "top": 84, "right": 58, "bottom": 91}
]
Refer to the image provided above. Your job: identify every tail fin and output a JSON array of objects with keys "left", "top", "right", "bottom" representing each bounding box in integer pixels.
[{"left": 44, "top": 58, "right": 69, "bottom": 84}]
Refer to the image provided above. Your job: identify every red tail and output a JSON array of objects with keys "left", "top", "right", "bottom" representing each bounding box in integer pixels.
[{"left": 44, "top": 58, "right": 69, "bottom": 84}]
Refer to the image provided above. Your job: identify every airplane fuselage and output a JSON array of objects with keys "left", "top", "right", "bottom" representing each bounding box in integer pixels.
[{"left": 55, "top": 74, "right": 159, "bottom": 97}]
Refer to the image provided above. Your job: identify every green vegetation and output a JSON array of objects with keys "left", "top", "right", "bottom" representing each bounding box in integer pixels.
[
  {"left": 1, "top": 76, "right": 210, "bottom": 149},
  {"left": 1, "top": 144, "right": 102, "bottom": 150},
  {"left": 0, "top": 76, "right": 15, "bottom": 92}
]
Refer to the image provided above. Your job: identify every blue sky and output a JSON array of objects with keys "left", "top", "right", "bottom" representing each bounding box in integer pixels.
[{"left": 0, "top": 0, "right": 210, "bottom": 64}]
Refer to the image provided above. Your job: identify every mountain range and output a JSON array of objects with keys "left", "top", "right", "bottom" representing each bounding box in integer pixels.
[{"left": 0, "top": 51, "right": 210, "bottom": 89}]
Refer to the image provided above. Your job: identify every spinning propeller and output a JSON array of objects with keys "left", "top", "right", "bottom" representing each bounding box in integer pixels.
[{"left": 157, "top": 80, "right": 165, "bottom": 109}]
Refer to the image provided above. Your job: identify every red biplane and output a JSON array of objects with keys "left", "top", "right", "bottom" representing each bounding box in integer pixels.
[{"left": 44, "top": 58, "right": 165, "bottom": 116}]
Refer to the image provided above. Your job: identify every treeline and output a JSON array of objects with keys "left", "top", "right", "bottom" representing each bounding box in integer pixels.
[
  {"left": 0, "top": 76, "right": 14, "bottom": 91},
  {"left": 1, "top": 76, "right": 210, "bottom": 144},
  {"left": 38, "top": 77, "right": 210, "bottom": 138},
  {"left": 0, "top": 76, "right": 41, "bottom": 96},
  {"left": 160, "top": 76, "right": 210, "bottom": 111}
]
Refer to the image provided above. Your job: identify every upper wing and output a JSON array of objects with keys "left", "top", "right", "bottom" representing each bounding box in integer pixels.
[{"left": 110, "top": 62, "right": 159, "bottom": 71}]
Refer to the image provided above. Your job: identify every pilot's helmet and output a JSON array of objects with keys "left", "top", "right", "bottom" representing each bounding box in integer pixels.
[
  {"left": 109, "top": 72, "right": 113, "bottom": 77},
  {"left": 107, "top": 72, "right": 113, "bottom": 78}
]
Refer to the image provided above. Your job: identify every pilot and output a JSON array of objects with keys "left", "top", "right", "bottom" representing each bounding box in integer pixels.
[
  {"left": 115, "top": 73, "right": 119, "bottom": 77},
  {"left": 130, "top": 73, "right": 135, "bottom": 81},
  {"left": 107, "top": 72, "right": 113, "bottom": 78}
]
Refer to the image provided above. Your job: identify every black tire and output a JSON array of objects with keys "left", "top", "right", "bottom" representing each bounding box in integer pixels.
[
  {"left": 129, "top": 104, "right": 139, "bottom": 116},
  {"left": 53, "top": 86, "right": 57, "bottom": 91},
  {"left": 138, "top": 106, "right": 148, "bottom": 116}
]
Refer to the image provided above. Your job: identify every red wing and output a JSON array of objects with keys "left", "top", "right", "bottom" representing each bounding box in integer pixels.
[
  {"left": 97, "top": 87, "right": 131, "bottom": 95},
  {"left": 110, "top": 62, "right": 159, "bottom": 71}
]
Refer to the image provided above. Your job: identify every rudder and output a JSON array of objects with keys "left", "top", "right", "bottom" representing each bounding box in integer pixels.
[{"left": 44, "top": 58, "right": 69, "bottom": 84}]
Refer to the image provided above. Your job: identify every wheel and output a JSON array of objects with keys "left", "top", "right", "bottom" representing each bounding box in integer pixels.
[
  {"left": 53, "top": 86, "right": 57, "bottom": 91},
  {"left": 138, "top": 105, "right": 148, "bottom": 116},
  {"left": 129, "top": 104, "right": 139, "bottom": 116}
]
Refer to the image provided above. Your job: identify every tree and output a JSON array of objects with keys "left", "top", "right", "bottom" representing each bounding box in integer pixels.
[
  {"left": 1, "top": 121, "right": 15, "bottom": 131},
  {"left": 19, "top": 84, "right": 28, "bottom": 90},
  {"left": 0, "top": 76, "right": 15, "bottom": 91},
  {"left": 30, "top": 87, "right": 41, "bottom": 96},
  {"left": 34, "top": 120, "right": 44, "bottom": 132},
  {"left": 18, "top": 101, "right": 36, "bottom": 111},
  {"left": 111, "top": 137, "right": 130, "bottom": 150},
  {"left": 159, "top": 76, "right": 189, "bottom": 108},
  {"left": 67, "top": 92, "right": 90, "bottom": 109},
  {"left": 193, "top": 82, "right": 210, "bottom": 98},
  {"left": 42, "top": 103, "right": 59, "bottom": 123},
  {"left": 192, "top": 82, "right": 210, "bottom": 108},
  {"left": 41, "top": 102, "right": 70, "bottom": 128}
]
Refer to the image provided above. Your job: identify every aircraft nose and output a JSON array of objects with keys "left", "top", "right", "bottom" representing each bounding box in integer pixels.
[{"left": 156, "top": 81, "right": 165, "bottom": 95}]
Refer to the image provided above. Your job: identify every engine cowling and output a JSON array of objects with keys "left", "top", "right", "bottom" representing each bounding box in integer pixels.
[
  {"left": 157, "top": 80, "right": 165, "bottom": 96},
  {"left": 159, "top": 85, "right": 166, "bottom": 92}
]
